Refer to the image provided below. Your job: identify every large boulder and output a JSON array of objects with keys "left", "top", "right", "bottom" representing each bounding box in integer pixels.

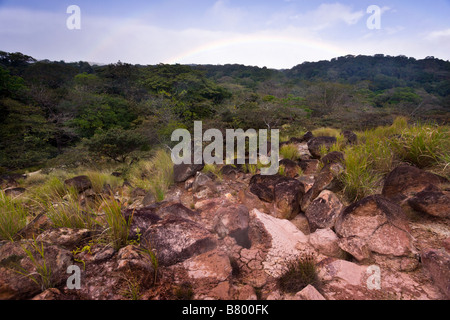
[
  {"left": 335, "top": 195, "right": 416, "bottom": 261},
  {"left": 279, "top": 159, "right": 301, "bottom": 178},
  {"left": 307, "top": 136, "right": 337, "bottom": 159},
  {"left": 143, "top": 215, "right": 218, "bottom": 266},
  {"left": 305, "top": 190, "right": 343, "bottom": 232},
  {"left": 320, "top": 151, "right": 344, "bottom": 166},
  {"left": 382, "top": 165, "right": 448, "bottom": 203},
  {"left": 249, "top": 209, "right": 312, "bottom": 278},
  {"left": 64, "top": 175, "right": 92, "bottom": 193},
  {"left": 298, "top": 159, "right": 319, "bottom": 175},
  {"left": 36, "top": 228, "right": 92, "bottom": 250}
]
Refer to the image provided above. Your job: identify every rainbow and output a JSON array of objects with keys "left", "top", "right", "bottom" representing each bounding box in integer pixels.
[{"left": 165, "top": 33, "right": 348, "bottom": 65}]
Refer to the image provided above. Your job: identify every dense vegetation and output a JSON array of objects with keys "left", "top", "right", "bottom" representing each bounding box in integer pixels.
[{"left": 0, "top": 50, "right": 449, "bottom": 172}]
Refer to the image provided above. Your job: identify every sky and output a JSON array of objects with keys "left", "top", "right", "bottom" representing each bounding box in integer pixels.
[{"left": 0, "top": 0, "right": 449, "bottom": 69}]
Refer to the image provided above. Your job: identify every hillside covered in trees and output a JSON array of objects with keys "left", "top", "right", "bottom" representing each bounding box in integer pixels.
[{"left": 1, "top": 51, "right": 449, "bottom": 171}]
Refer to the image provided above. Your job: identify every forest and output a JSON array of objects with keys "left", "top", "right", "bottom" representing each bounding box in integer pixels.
[{"left": 1, "top": 51, "right": 449, "bottom": 172}]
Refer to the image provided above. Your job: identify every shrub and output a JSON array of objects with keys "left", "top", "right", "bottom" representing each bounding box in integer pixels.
[
  {"left": 280, "top": 144, "right": 300, "bottom": 161},
  {"left": 312, "top": 127, "right": 340, "bottom": 137},
  {"left": 102, "top": 197, "right": 131, "bottom": 250},
  {"left": 0, "top": 191, "right": 28, "bottom": 241},
  {"left": 278, "top": 254, "right": 321, "bottom": 294},
  {"left": 46, "top": 193, "right": 96, "bottom": 229}
]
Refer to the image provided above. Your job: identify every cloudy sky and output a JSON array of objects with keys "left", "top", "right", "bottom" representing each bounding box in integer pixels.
[{"left": 0, "top": 0, "right": 449, "bottom": 69}]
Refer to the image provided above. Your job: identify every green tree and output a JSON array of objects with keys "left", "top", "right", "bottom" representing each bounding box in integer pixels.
[{"left": 84, "top": 128, "right": 148, "bottom": 163}]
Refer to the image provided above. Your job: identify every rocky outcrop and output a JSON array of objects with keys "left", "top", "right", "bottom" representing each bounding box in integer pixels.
[{"left": 335, "top": 195, "right": 416, "bottom": 269}]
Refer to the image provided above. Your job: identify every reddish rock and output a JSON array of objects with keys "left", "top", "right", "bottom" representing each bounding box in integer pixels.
[
  {"left": 173, "top": 163, "right": 204, "bottom": 183},
  {"left": 298, "top": 159, "right": 319, "bottom": 175},
  {"left": 421, "top": 248, "right": 450, "bottom": 299},
  {"left": 335, "top": 195, "right": 415, "bottom": 258},
  {"left": 338, "top": 237, "right": 371, "bottom": 262},
  {"left": 294, "top": 284, "right": 326, "bottom": 300},
  {"left": 309, "top": 228, "right": 343, "bottom": 258},
  {"left": 408, "top": 189, "right": 450, "bottom": 218},
  {"left": 279, "top": 159, "right": 301, "bottom": 178},
  {"left": 213, "top": 205, "right": 250, "bottom": 248},
  {"left": 382, "top": 165, "right": 448, "bottom": 203},
  {"left": 143, "top": 216, "right": 218, "bottom": 266}
]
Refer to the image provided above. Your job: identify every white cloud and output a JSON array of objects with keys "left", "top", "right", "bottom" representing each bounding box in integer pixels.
[
  {"left": 426, "top": 28, "right": 450, "bottom": 40},
  {"left": 290, "top": 3, "right": 365, "bottom": 30}
]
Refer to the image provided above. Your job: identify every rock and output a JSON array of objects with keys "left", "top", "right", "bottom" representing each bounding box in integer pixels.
[
  {"left": 131, "top": 187, "right": 146, "bottom": 198},
  {"left": 335, "top": 195, "right": 415, "bottom": 258},
  {"left": 250, "top": 209, "right": 311, "bottom": 277},
  {"left": 32, "top": 288, "right": 62, "bottom": 300},
  {"left": 290, "top": 214, "right": 311, "bottom": 235},
  {"left": 250, "top": 174, "right": 305, "bottom": 220},
  {"left": 36, "top": 228, "right": 91, "bottom": 250},
  {"left": 64, "top": 176, "right": 92, "bottom": 193},
  {"left": 192, "top": 172, "right": 213, "bottom": 193},
  {"left": 443, "top": 237, "right": 450, "bottom": 253},
  {"left": 173, "top": 163, "right": 204, "bottom": 183},
  {"left": 4, "top": 187, "right": 26, "bottom": 197},
  {"left": 297, "top": 175, "right": 315, "bottom": 193},
  {"left": 294, "top": 284, "right": 326, "bottom": 300},
  {"left": 320, "top": 151, "right": 344, "bottom": 166},
  {"left": 111, "top": 172, "right": 122, "bottom": 177},
  {"left": 273, "top": 178, "right": 304, "bottom": 220},
  {"left": 237, "top": 284, "right": 258, "bottom": 300},
  {"left": 421, "top": 248, "right": 450, "bottom": 299},
  {"left": 143, "top": 215, "right": 217, "bottom": 266},
  {"left": 305, "top": 190, "right": 343, "bottom": 232},
  {"left": 298, "top": 159, "right": 319, "bottom": 175},
  {"left": 301, "top": 163, "right": 344, "bottom": 211},
  {"left": 249, "top": 183, "right": 274, "bottom": 203},
  {"left": 182, "top": 249, "right": 232, "bottom": 282},
  {"left": 318, "top": 259, "right": 366, "bottom": 287},
  {"left": 213, "top": 205, "right": 250, "bottom": 248},
  {"left": 220, "top": 165, "right": 241, "bottom": 177},
  {"left": 142, "top": 191, "right": 156, "bottom": 206},
  {"left": 382, "top": 165, "right": 448, "bottom": 203},
  {"left": 307, "top": 136, "right": 337, "bottom": 159},
  {"left": 15, "top": 213, "right": 51, "bottom": 240},
  {"left": 0, "top": 240, "right": 73, "bottom": 300},
  {"left": 342, "top": 130, "right": 357, "bottom": 145},
  {"left": 408, "top": 189, "right": 450, "bottom": 218},
  {"left": 338, "top": 237, "right": 371, "bottom": 262},
  {"left": 122, "top": 206, "right": 161, "bottom": 240},
  {"left": 279, "top": 159, "right": 301, "bottom": 178},
  {"left": 309, "top": 228, "right": 343, "bottom": 258}
]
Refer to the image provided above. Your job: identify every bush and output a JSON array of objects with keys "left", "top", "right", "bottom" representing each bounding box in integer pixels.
[
  {"left": 312, "top": 127, "right": 340, "bottom": 137},
  {"left": 85, "top": 128, "right": 148, "bottom": 163},
  {"left": 280, "top": 144, "right": 300, "bottom": 161},
  {"left": 278, "top": 254, "right": 321, "bottom": 294}
]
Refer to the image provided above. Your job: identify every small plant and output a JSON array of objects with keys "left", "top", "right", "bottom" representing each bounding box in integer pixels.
[
  {"left": 139, "top": 240, "right": 159, "bottom": 285},
  {"left": 17, "top": 238, "right": 53, "bottom": 291},
  {"left": 297, "top": 167, "right": 304, "bottom": 177},
  {"left": 174, "top": 282, "right": 194, "bottom": 300},
  {"left": 102, "top": 197, "right": 132, "bottom": 250},
  {"left": 202, "top": 163, "right": 223, "bottom": 181},
  {"left": 280, "top": 144, "right": 300, "bottom": 161},
  {"left": 0, "top": 191, "right": 28, "bottom": 241},
  {"left": 120, "top": 272, "right": 143, "bottom": 300},
  {"left": 278, "top": 253, "right": 321, "bottom": 294},
  {"left": 278, "top": 165, "right": 286, "bottom": 176}
]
